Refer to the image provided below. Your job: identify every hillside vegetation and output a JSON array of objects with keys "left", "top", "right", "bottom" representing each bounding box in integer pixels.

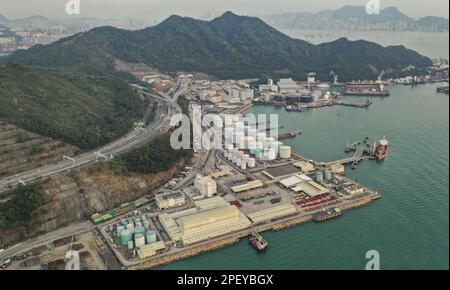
[
  {"left": 5, "top": 12, "right": 432, "bottom": 81},
  {"left": 0, "top": 63, "right": 145, "bottom": 149}
]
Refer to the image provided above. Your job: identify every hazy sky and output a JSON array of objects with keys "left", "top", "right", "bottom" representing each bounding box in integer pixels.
[{"left": 0, "top": 0, "right": 448, "bottom": 21}]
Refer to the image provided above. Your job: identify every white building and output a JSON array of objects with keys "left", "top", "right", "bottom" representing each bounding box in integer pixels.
[
  {"left": 194, "top": 175, "right": 217, "bottom": 198},
  {"left": 307, "top": 72, "right": 316, "bottom": 84},
  {"left": 277, "top": 78, "right": 300, "bottom": 93},
  {"left": 155, "top": 191, "right": 186, "bottom": 210},
  {"left": 230, "top": 88, "right": 254, "bottom": 102},
  {"left": 259, "top": 79, "right": 278, "bottom": 93}
]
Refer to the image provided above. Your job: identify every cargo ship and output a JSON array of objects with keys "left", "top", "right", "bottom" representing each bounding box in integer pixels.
[
  {"left": 312, "top": 207, "right": 342, "bottom": 222},
  {"left": 375, "top": 137, "right": 389, "bottom": 161},
  {"left": 249, "top": 232, "right": 268, "bottom": 252}
]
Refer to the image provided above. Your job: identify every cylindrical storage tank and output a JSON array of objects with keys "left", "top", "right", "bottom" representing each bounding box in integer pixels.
[
  {"left": 126, "top": 223, "right": 134, "bottom": 232},
  {"left": 146, "top": 230, "right": 157, "bottom": 244},
  {"left": 134, "top": 233, "right": 146, "bottom": 248},
  {"left": 135, "top": 222, "right": 142, "bottom": 228},
  {"left": 247, "top": 128, "right": 257, "bottom": 139},
  {"left": 120, "top": 229, "right": 133, "bottom": 246},
  {"left": 257, "top": 132, "right": 266, "bottom": 143},
  {"left": 267, "top": 137, "right": 276, "bottom": 143},
  {"left": 324, "top": 170, "right": 332, "bottom": 181},
  {"left": 242, "top": 154, "right": 250, "bottom": 162},
  {"left": 143, "top": 220, "right": 150, "bottom": 229},
  {"left": 236, "top": 158, "right": 242, "bottom": 167},
  {"left": 240, "top": 162, "right": 247, "bottom": 170},
  {"left": 315, "top": 171, "right": 324, "bottom": 183},
  {"left": 279, "top": 146, "right": 292, "bottom": 159},
  {"left": 270, "top": 141, "right": 283, "bottom": 155},
  {"left": 267, "top": 149, "right": 277, "bottom": 160},
  {"left": 224, "top": 127, "right": 234, "bottom": 144},
  {"left": 127, "top": 240, "right": 134, "bottom": 250},
  {"left": 116, "top": 225, "right": 125, "bottom": 237},
  {"left": 248, "top": 158, "right": 256, "bottom": 168},
  {"left": 235, "top": 121, "right": 245, "bottom": 132},
  {"left": 255, "top": 150, "right": 263, "bottom": 160},
  {"left": 134, "top": 226, "right": 145, "bottom": 235}
]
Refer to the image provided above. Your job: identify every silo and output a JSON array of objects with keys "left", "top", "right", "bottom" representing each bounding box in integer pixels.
[
  {"left": 126, "top": 223, "right": 134, "bottom": 232},
  {"left": 315, "top": 171, "right": 324, "bottom": 183},
  {"left": 279, "top": 146, "right": 292, "bottom": 159},
  {"left": 224, "top": 127, "right": 234, "bottom": 144},
  {"left": 134, "top": 233, "right": 146, "bottom": 248},
  {"left": 127, "top": 240, "right": 134, "bottom": 250},
  {"left": 257, "top": 132, "right": 266, "bottom": 143},
  {"left": 146, "top": 230, "right": 157, "bottom": 244},
  {"left": 120, "top": 229, "right": 133, "bottom": 246},
  {"left": 116, "top": 225, "right": 125, "bottom": 237},
  {"left": 324, "top": 170, "right": 332, "bottom": 181},
  {"left": 236, "top": 158, "right": 242, "bottom": 167},
  {"left": 134, "top": 226, "right": 145, "bottom": 235},
  {"left": 267, "top": 149, "right": 277, "bottom": 161}
]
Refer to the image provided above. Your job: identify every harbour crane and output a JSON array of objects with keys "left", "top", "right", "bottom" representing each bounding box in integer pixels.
[{"left": 330, "top": 71, "right": 339, "bottom": 85}]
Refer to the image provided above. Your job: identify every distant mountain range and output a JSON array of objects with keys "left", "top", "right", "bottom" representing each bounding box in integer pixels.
[
  {"left": 259, "top": 5, "right": 449, "bottom": 32},
  {"left": 5, "top": 12, "right": 431, "bottom": 81},
  {"left": 0, "top": 14, "right": 154, "bottom": 33}
]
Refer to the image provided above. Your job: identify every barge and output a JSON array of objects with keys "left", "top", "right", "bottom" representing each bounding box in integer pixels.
[
  {"left": 249, "top": 232, "right": 268, "bottom": 252},
  {"left": 312, "top": 207, "right": 342, "bottom": 222}
]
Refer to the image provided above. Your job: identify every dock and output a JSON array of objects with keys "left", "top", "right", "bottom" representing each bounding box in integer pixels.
[{"left": 335, "top": 99, "right": 372, "bottom": 108}]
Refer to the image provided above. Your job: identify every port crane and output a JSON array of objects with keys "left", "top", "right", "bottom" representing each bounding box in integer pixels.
[
  {"left": 330, "top": 71, "right": 339, "bottom": 85},
  {"left": 377, "top": 70, "right": 385, "bottom": 83}
]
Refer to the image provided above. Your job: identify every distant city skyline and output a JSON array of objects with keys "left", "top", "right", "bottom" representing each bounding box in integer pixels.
[{"left": 0, "top": 0, "right": 448, "bottom": 21}]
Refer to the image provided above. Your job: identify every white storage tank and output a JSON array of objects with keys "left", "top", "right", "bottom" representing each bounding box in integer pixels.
[
  {"left": 135, "top": 233, "right": 146, "bottom": 248},
  {"left": 279, "top": 145, "right": 292, "bottom": 159},
  {"left": 247, "top": 158, "right": 256, "bottom": 168},
  {"left": 240, "top": 162, "right": 247, "bottom": 171},
  {"left": 257, "top": 132, "right": 267, "bottom": 142},
  {"left": 127, "top": 240, "right": 134, "bottom": 250},
  {"left": 236, "top": 158, "right": 242, "bottom": 167},
  {"left": 266, "top": 148, "right": 277, "bottom": 160}
]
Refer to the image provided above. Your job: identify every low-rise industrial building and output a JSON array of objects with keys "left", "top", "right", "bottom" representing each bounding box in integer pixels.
[
  {"left": 155, "top": 191, "right": 186, "bottom": 210},
  {"left": 231, "top": 180, "right": 264, "bottom": 193},
  {"left": 137, "top": 241, "right": 166, "bottom": 260},
  {"left": 246, "top": 204, "right": 297, "bottom": 224},
  {"left": 159, "top": 197, "right": 251, "bottom": 245},
  {"left": 293, "top": 161, "right": 315, "bottom": 173},
  {"left": 277, "top": 78, "right": 300, "bottom": 93}
]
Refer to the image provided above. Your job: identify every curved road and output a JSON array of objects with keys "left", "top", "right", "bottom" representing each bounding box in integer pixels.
[{"left": 0, "top": 79, "right": 190, "bottom": 195}]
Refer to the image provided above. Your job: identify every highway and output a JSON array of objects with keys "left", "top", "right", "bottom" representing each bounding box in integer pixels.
[{"left": 0, "top": 78, "right": 190, "bottom": 195}]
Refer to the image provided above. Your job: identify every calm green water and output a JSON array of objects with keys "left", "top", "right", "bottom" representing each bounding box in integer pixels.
[{"left": 160, "top": 83, "right": 449, "bottom": 270}]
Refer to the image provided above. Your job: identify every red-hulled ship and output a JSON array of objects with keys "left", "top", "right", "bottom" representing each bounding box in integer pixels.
[{"left": 376, "top": 137, "right": 389, "bottom": 161}]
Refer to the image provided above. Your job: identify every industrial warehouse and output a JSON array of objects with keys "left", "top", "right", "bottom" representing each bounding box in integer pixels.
[{"left": 159, "top": 197, "right": 252, "bottom": 245}]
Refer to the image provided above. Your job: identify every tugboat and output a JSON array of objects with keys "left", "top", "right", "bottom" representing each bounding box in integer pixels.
[
  {"left": 375, "top": 137, "right": 389, "bottom": 161},
  {"left": 249, "top": 231, "right": 268, "bottom": 253}
]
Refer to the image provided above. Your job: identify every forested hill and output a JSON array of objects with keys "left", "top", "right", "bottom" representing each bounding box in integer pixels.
[{"left": 5, "top": 11, "right": 432, "bottom": 81}]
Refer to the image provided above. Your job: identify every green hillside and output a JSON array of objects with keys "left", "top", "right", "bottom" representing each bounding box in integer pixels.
[
  {"left": 6, "top": 12, "right": 432, "bottom": 81},
  {"left": 0, "top": 63, "right": 145, "bottom": 149}
]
